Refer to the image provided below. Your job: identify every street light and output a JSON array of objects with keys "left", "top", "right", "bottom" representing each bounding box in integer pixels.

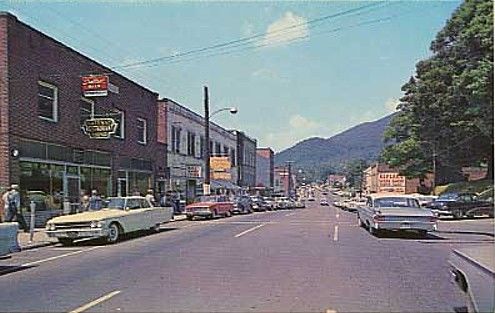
[{"left": 203, "top": 85, "right": 238, "bottom": 196}]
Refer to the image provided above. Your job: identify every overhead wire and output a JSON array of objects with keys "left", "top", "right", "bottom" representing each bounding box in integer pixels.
[{"left": 113, "top": 1, "right": 391, "bottom": 69}]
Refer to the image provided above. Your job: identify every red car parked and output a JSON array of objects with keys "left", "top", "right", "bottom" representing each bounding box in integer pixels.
[{"left": 185, "top": 195, "right": 234, "bottom": 220}]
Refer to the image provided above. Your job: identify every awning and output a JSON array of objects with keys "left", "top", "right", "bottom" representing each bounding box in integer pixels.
[{"left": 211, "top": 180, "right": 240, "bottom": 190}]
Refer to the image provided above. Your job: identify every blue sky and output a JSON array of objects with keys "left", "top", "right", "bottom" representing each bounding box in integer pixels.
[{"left": 1, "top": 1, "right": 461, "bottom": 152}]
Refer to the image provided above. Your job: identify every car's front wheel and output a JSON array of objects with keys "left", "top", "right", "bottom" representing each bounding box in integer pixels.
[
  {"left": 152, "top": 223, "right": 161, "bottom": 233},
  {"left": 106, "top": 223, "right": 121, "bottom": 244},
  {"left": 357, "top": 215, "right": 365, "bottom": 228}
]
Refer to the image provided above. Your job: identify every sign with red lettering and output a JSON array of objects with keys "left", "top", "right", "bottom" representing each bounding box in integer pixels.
[{"left": 81, "top": 75, "right": 109, "bottom": 97}]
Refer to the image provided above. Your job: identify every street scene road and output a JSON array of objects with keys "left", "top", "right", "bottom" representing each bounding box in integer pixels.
[
  {"left": 0, "top": 1, "right": 493, "bottom": 312},
  {"left": 1, "top": 194, "right": 493, "bottom": 312}
]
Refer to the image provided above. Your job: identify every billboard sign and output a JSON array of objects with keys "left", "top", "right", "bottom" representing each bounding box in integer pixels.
[
  {"left": 82, "top": 118, "right": 117, "bottom": 139},
  {"left": 210, "top": 157, "right": 231, "bottom": 180},
  {"left": 81, "top": 75, "right": 109, "bottom": 97}
]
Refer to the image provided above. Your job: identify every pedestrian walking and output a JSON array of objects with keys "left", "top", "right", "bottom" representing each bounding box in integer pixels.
[
  {"left": 145, "top": 189, "right": 156, "bottom": 206},
  {"left": 88, "top": 190, "right": 102, "bottom": 211},
  {"left": 4, "top": 185, "right": 29, "bottom": 232}
]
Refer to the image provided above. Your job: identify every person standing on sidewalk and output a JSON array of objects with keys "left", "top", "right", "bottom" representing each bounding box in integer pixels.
[
  {"left": 4, "top": 185, "right": 29, "bottom": 232},
  {"left": 79, "top": 191, "right": 90, "bottom": 212},
  {"left": 145, "top": 189, "right": 156, "bottom": 206},
  {"left": 1, "top": 187, "right": 10, "bottom": 222},
  {"left": 88, "top": 190, "right": 102, "bottom": 211}
]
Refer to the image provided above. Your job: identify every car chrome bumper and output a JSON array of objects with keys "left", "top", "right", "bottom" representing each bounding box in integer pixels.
[
  {"left": 46, "top": 228, "right": 108, "bottom": 239},
  {"left": 374, "top": 221, "right": 437, "bottom": 231},
  {"left": 186, "top": 210, "right": 213, "bottom": 217}
]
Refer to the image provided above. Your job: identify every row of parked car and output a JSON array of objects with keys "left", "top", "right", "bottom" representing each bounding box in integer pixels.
[
  {"left": 333, "top": 190, "right": 494, "bottom": 219},
  {"left": 184, "top": 195, "right": 306, "bottom": 220}
]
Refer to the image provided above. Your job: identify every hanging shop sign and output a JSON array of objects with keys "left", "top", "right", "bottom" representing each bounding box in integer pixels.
[
  {"left": 82, "top": 118, "right": 117, "bottom": 139},
  {"left": 186, "top": 165, "right": 202, "bottom": 178},
  {"left": 81, "top": 75, "right": 109, "bottom": 97}
]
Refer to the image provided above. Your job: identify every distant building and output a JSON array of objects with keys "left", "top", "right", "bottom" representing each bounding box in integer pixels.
[
  {"left": 461, "top": 167, "right": 488, "bottom": 181},
  {"left": 256, "top": 148, "right": 274, "bottom": 188},
  {"left": 233, "top": 131, "right": 257, "bottom": 188},
  {"left": 363, "top": 163, "right": 434, "bottom": 194},
  {"left": 274, "top": 166, "right": 296, "bottom": 196},
  {"left": 327, "top": 174, "right": 346, "bottom": 186}
]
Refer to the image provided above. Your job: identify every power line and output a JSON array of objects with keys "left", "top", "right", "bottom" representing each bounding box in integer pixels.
[
  {"left": 113, "top": 1, "right": 390, "bottom": 69},
  {"left": 131, "top": 14, "right": 400, "bottom": 69}
]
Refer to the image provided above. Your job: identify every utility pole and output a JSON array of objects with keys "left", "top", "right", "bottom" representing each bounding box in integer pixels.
[
  {"left": 432, "top": 144, "right": 436, "bottom": 192},
  {"left": 286, "top": 161, "right": 294, "bottom": 198},
  {"left": 203, "top": 86, "right": 210, "bottom": 196}
]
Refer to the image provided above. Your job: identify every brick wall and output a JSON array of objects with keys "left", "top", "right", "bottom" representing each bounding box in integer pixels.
[{"left": 0, "top": 14, "right": 10, "bottom": 189}]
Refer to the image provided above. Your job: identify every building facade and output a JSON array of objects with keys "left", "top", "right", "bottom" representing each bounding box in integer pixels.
[
  {"left": 256, "top": 148, "right": 274, "bottom": 188},
  {"left": 274, "top": 166, "right": 295, "bottom": 196},
  {"left": 234, "top": 131, "right": 257, "bottom": 188},
  {"left": 165, "top": 99, "right": 238, "bottom": 203},
  {"left": 327, "top": 174, "right": 346, "bottom": 187},
  {"left": 362, "top": 163, "right": 434, "bottom": 194},
  {"left": 0, "top": 13, "right": 167, "bottom": 215}
]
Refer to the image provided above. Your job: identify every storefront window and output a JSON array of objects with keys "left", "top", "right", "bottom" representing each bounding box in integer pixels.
[
  {"left": 19, "top": 162, "right": 63, "bottom": 211},
  {"left": 129, "top": 171, "right": 152, "bottom": 196},
  {"left": 80, "top": 167, "right": 112, "bottom": 198}
]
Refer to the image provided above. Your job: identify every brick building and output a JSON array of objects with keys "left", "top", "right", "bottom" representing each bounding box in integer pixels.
[
  {"left": 233, "top": 131, "right": 257, "bottom": 188},
  {"left": 0, "top": 13, "right": 167, "bottom": 216},
  {"left": 362, "top": 163, "right": 434, "bottom": 194},
  {"left": 255, "top": 148, "right": 274, "bottom": 188}
]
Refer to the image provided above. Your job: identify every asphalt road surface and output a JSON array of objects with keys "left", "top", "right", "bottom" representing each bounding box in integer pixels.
[{"left": 0, "top": 194, "right": 493, "bottom": 312}]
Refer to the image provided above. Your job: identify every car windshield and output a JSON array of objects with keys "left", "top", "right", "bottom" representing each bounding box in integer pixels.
[
  {"left": 198, "top": 195, "right": 229, "bottom": 202},
  {"left": 437, "top": 193, "right": 458, "bottom": 200},
  {"left": 374, "top": 197, "right": 420, "bottom": 208},
  {"left": 105, "top": 198, "right": 126, "bottom": 210}
]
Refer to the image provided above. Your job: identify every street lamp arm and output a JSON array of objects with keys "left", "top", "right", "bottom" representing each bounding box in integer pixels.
[{"left": 209, "top": 107, "right": 238, "bottom": 119}]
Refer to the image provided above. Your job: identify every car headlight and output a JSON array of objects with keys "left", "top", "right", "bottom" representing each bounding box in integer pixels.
[
  {"left": 46, "top": 223, "right": 56, "bottom": 231},
  {"left": 90, "top": 220, "right": 105, "bottom": 228}
]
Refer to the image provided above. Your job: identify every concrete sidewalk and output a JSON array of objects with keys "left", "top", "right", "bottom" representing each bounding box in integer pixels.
[
  {"left": 17, "top": 229, "right": 58, "bottom": 250},
  {"left": 16, "top": 214, "right": 188, "bottom": 250}
]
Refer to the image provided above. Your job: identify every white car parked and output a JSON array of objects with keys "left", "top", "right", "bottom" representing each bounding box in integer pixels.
[{"left": 45, "top": 196, "right": 173, "bottom": 245}]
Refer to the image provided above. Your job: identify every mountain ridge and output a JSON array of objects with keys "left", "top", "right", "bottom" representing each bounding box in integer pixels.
[{"left": 274, "top": 114, "right": 395, "bottom": 173}]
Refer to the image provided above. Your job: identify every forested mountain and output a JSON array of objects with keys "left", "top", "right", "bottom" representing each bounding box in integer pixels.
[{"left": 274, "top": 114, "right": 394, "bottom": 178}]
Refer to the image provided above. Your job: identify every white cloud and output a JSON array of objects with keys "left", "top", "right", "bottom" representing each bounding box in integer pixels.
[
  {"left": 260, "top": 11, "right": 309, "bottom": 48},
  {"left": 384, "top": 98, "right": 400, "bottom": 113},
  {"left": 260, "top": 114, "right": 330, "bottom": 151},
  {"left": 241, "top": 22, "right": 255, "bottom": 37}
]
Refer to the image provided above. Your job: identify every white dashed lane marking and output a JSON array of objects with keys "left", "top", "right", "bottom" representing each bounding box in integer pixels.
[{"left": 234, "top": 224, "right": 267, "bottom": 238}]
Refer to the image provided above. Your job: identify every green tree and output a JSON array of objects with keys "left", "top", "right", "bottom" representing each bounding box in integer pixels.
[{"left": 382, "top": 0, "right": 493, "bottom": 182}]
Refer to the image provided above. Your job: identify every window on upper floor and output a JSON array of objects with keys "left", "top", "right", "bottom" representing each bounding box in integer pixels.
[
  {"left": 230, "top": 148, "right": 236, "bottom": 167},
  {"left": 187, "top": 131, "right": 196, "bottom": 156},
  {"left": 215, "top": 142, "right": 221, "bottom": 155},
  {"left": 79, "top": 97, "right": 94, "bottom": 129},
  {"left": 199, "top": 136, "right": 205, "bottom": 159},
  {"left": 113, "top": 110, "right": 125, "bottom": 139},
  {"left": 176, "top": 128, "right": 182, "bottom": 153},
  {"left": 137, "top": 118, "right": 147, "bottom": 144},
  {"left": 38, "top": 81, "right": 58, "bottom": 122}
]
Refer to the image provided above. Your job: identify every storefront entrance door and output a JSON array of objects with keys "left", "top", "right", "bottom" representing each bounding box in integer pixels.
[
  {"left": 64, "top": 175, "right": 80, "bottom": 214},
  {"left": 118, "top": 178, "right": 127, "bottom": 197}
]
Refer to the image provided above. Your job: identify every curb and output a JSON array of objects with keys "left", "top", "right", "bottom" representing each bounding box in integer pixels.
[{"left": 20, "top": 241, "right": 57, "bottom": 251}]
